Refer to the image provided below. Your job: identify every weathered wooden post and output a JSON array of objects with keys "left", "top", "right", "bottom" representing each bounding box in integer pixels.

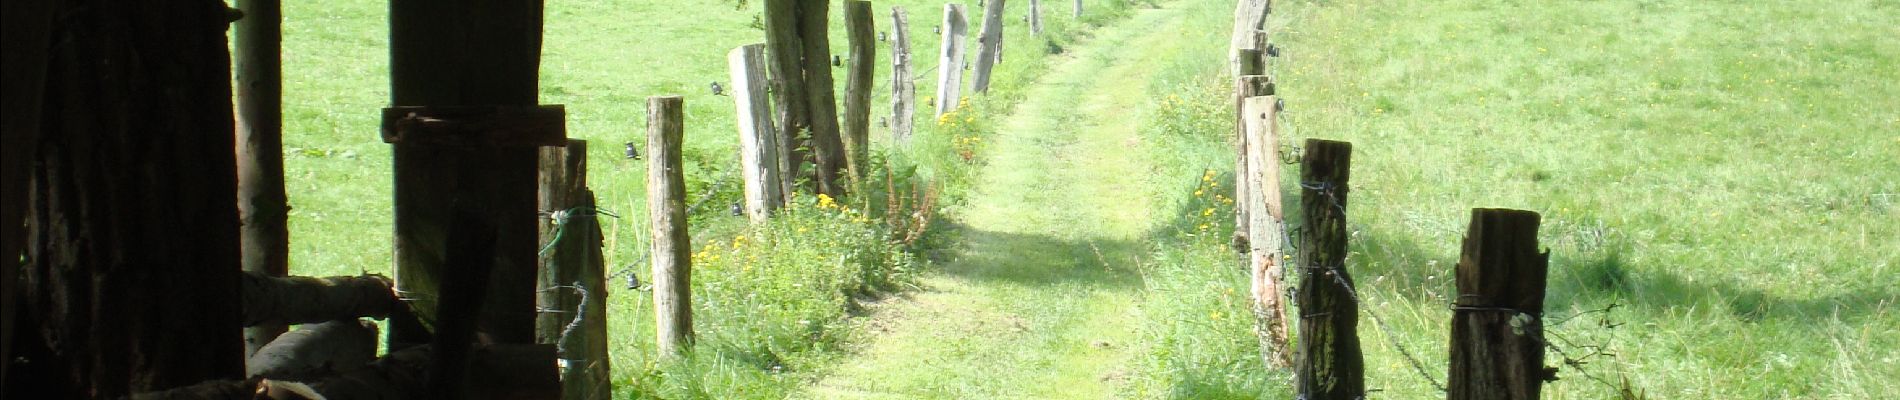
[
  {"left": 1240, "top": 95, "right": 1289, "bottom": 368},
  {"left": 1029, "top": 0, "right": 1043, "bottom": 35},
  {"left": 1229, "top": 0, "right": 1270, "bottom": 78},
  {"left": 843, "top": 0, "right": 876, "bottom": 184},
  {"left": 233, "top": 0, "right": 291, "bottom": 359},
  {"left": 1231, "top": 62, "right": 1268, "bottom": 252},
  {"left": 536, "top": 140, "right": 612, "bottom": 400},
  {"left": 647, "top": 96, "right": 694, "bottom": 357},
  {"left": 17, "top": 2, "right": 245, "bottom": 396},
  {"left": 385, "top": 0, "right": 563, "bottom": 354},
  {"left": 730, "top": 44, "right": 789, "bottom": 220},
  {"left": 2, "top": 0, "right": 57, "bottom": 386},
  {"left": 1448, "top": 209, "right": 1551, "bottom": 400},
  {"left": 1295, "top": 139, "right": 1364, "bottom": 399},
  {"left": 1073, "top": 0, "right": 1082, "bottom": 19},
  {"left": 888, "top": 6, "right": 917, "bottom": 143},
  {"left": 936, "top": 4, "right": 968, "bottom": 118},
  {"left": 971, "top": 0, "right": 1007, "bottom": 93}
]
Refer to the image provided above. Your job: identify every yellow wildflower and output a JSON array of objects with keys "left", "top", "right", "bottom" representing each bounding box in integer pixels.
[{"left": 1202, "top": 208, "right": 1215, "bottom": 217}]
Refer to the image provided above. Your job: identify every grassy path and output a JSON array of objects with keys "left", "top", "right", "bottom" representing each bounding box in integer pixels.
[{"left": 799, "top": 6, "right": 1184, "bottom": 399}]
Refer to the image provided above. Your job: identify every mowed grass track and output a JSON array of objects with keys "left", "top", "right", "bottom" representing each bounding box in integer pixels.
[{"left": 799, "top": 6, "right": 1184, "bottom": 399}]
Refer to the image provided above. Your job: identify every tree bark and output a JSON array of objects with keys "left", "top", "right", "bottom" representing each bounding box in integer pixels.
[
  {"left": 842, "top": 0, "right": 877, "bottom": 185},
  {"left": 1294, "top": 139, "right": 1364, "bottom": 400},
  {"left": 647, "top": 97, "right": 694, "bottom": 357},
  {"left": 797, "top": 0, "right": 848, "bottom": 197},
  {"left": 0, "top": 0, "right": 57, "bottom": 388},
  {"left": 934, "top": 4, "right": 969, "bottom": 118},
  {"left": 20, "top": 1, "right": 246, "bottom": 397},
  {"left": 1448, "top": 209, "right": 1551, "bottom": 400},
  {"left": 731, "top": 44, "right": 788, "bottom": 220},
  {"left": 888, "top": 6, "right": 916, "bottom": 143},
  {"left": 971, "top": 0, "right": 1007, "bottom": 93},
  {"left": 242, "top": 273, "right": 402, "bottom": 327},
  {"left": 386, "top": 0, "right": 550, "bottom": 350},
  {"left": 233, "top": 0, "right": 291, "bottom": 359}
]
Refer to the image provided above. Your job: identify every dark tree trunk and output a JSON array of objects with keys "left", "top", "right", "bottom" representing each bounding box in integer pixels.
[
  {"left": 763, "top": 0, "right": 811, "bottom": 189},
  {"left": 796, "top": 0, "right": 848, "bottom": 197},
  {"left": 18, "top": 0, "right": 245, "bottom": 397}
]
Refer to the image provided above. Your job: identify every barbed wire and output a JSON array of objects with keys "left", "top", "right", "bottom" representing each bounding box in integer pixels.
[{"left": 605, "top": 171, "right": 740, "bottom": 289}]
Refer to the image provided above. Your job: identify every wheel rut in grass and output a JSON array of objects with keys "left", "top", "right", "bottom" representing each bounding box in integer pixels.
[{"left": 801, "top": 6, "right": 1184, "bottom": 399}]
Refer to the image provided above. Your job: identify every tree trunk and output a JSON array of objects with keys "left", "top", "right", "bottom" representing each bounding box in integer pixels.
[
  {"left": 797, "top": 0, "right": 848, "bottom": 197},
  {"left": 842, "top": 0, "right": 876, "bottom": 185},
  {"left": 0, "top": 0, "right": 57, "bottom": 388},
  {"left": 971, "top": 0, "right": 1007, "bottom": 93},
  {"left": 233, "top": 0, "right": 291, "bottom": 359},
  {"left": 386, "top": 0, "right": 551, "bottom": 350},
  {"left": 1294, "top": 139, "right": 1364, "bottom": 400},
  {"left": 647, "top": 97, "right": 694, "bottom": 357},
  {"left": 888, "top": 6, "right": 916, "bottom": 143},
  {"left": 19, "top": 1, "right": 245, "bottom": 396},
  {"left": 763, "top": 0, "right": 810, "bottom": 188},
  {"left": 934, "top": 4, "right": 969, "bottom": 118}
]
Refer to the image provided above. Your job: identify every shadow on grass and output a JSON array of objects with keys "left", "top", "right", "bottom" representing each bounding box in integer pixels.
[{"left": 927, "top": 220, "right": 1146, "bottom": 291}]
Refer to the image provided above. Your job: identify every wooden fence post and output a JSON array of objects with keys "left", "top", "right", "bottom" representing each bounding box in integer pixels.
[
  {"left": 386, "top": 0, "right": 557, "bottom": 352},
  {"left": 647, "top": 96, "right": 694, "bottom": 357},
  {"left": 731, "top": 44, "right": 788, "bottom": 220},
  {"left": 763, "top": 0, "right": 810, "bottom": 186},
  {"left": 1231, "top": 62, "right": 1267, "bottom": 252},
  {"left": 233, "top": 0, "right": 291, "bottom": 359},
  {"left": 843, "top": 0, "right": 876, "bottom": 184},
  {"left": 1229, "top": 0, "right": 1270, "bottom": 79},
  {"left": 935, "top": 4, "right": 968, "bottom": 118},
  {"left": 1448, "top": 208, "right": 1551, "bottom": 400},
  {"left": 1029, "top": 0, "right": 1043, "bottom": 35},
  {"left": 888, "top": 6, "right": 916, "bottom": 143},
  {"left": 1241, "top": 95, "right": 1289, "bottom": 368},
  {"left": 1295, "top": 138, "right": 1364, "bottom": 400},
  {"left": 536, "top": 140, "right": 612, "bottom": 399},
  {"left": 1073, "top": 0, "right": 1082, "bottom": 19},
  {"left": 971, "top": 0, "right": 1007, "bottom": 93}
]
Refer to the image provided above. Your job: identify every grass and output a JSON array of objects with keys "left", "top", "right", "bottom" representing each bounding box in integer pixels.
[
  {"left": 278, "top": 0, "right": 1896, "bottom": 398},
  {"left": 1121, "top": 0, "right": 1900, "bottom": 398}
]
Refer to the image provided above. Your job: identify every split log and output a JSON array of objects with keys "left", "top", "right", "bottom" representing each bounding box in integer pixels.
[
  {"left": 241, "top": 272, "right": 402, "bottom": 327},
  {"left": 729, "top": 44, "right": 788, "bottom": 220},
  {"left": 648, "top": 96, "right": 694, "bottom": 357},
  {"left": 1241, "top": 95, "right": 1289, "bottom": 368},
  {"left": 246, "top": 320, "right": 379, "bottom": 382},
  {"left": 971, "top": 0, "right": 1007, "bottom": 93},
  {"left": 887, "top": 6, "right": 916, "bottom": 143},
  {"left": 934, "top": 4, "right": 968, "bottom": 118},
  {"left": 1229, "top": 0, "right": 1271, "bottom": 78}
]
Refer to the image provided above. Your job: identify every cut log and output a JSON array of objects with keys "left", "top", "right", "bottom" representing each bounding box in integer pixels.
[
  {"left": 246, "top": 320, "right": 379, "bottom": 382},
  {"left": 241, "top": 272, "right": 402, "bottom": 327}
]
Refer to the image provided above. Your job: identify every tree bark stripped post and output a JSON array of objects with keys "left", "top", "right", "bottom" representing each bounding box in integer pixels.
[
  {"left": 935, "top": 4, "right": 969, "bottom": 118},
  {"left": 797, "top": 0, "right": 849, "bottom": 196},
  {"left": 1295, "top": 139, "right": 1364, "bottom": 400},
  {"left": 1229, "top": 0, "right": 1270, "bottom": 79},
  {"left": 1231, "top": 55, "right": 1266, "bottom": 255},
  {"left": 0, "top": 0, "right": 56, "bottom": 386},
  {"left": 386, "top": 0, "right": 558, "bottom": 353},
  {"left": 888, "top": 6, "right": 917, "bottom": 143},
  {"left": 1241, "top": 95, "right": 1290, "bottom": 368},
  {"left": 843, "top": 0, "right": 876, "bottom": 185},
  {"left": 730, "top": 44, "right": 788, "bottom": 220},
  {"left": 535, "top": 139, "right": 611, "bottom": 400},
  {"left": 971, "top": 0, "right": 1007, "bottom": 93},
  {"left": 233, "top": 0, "right": 291, "bottom": 359},
  {"left": 1029, "top": 0, "right": 1043, "bottom": 35},
  {"left": 16, "top": 2, "right": 245, "bottom": 397},
  {"left": 1448, "top": 209, "right": 1551, "bottom": 400},
  {"left": 762, "top": 0, "right": 811, "bottom": 187},
  {"left": 647, "top": 96, "right": 694, "bottom": 357}
]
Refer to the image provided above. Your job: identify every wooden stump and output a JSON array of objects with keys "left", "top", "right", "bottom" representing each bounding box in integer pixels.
[
  {"left": 1448, "top": 209, "right": 1551, "bottom": 400},
  {"left": 647, "top": 96, "right": 694, "bottom": 357},
  {"left": 935, "top": 4, "right": 969, "bottom": 118},
  {"left": 730, "top": 44, "right": 788, "bottom": 220},
  {"left": 1294, "top": 139, "right": 1364, "bottom": 400},
  {"left": 971, "top": 0, "right": 1007, "bottom": 93}
]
